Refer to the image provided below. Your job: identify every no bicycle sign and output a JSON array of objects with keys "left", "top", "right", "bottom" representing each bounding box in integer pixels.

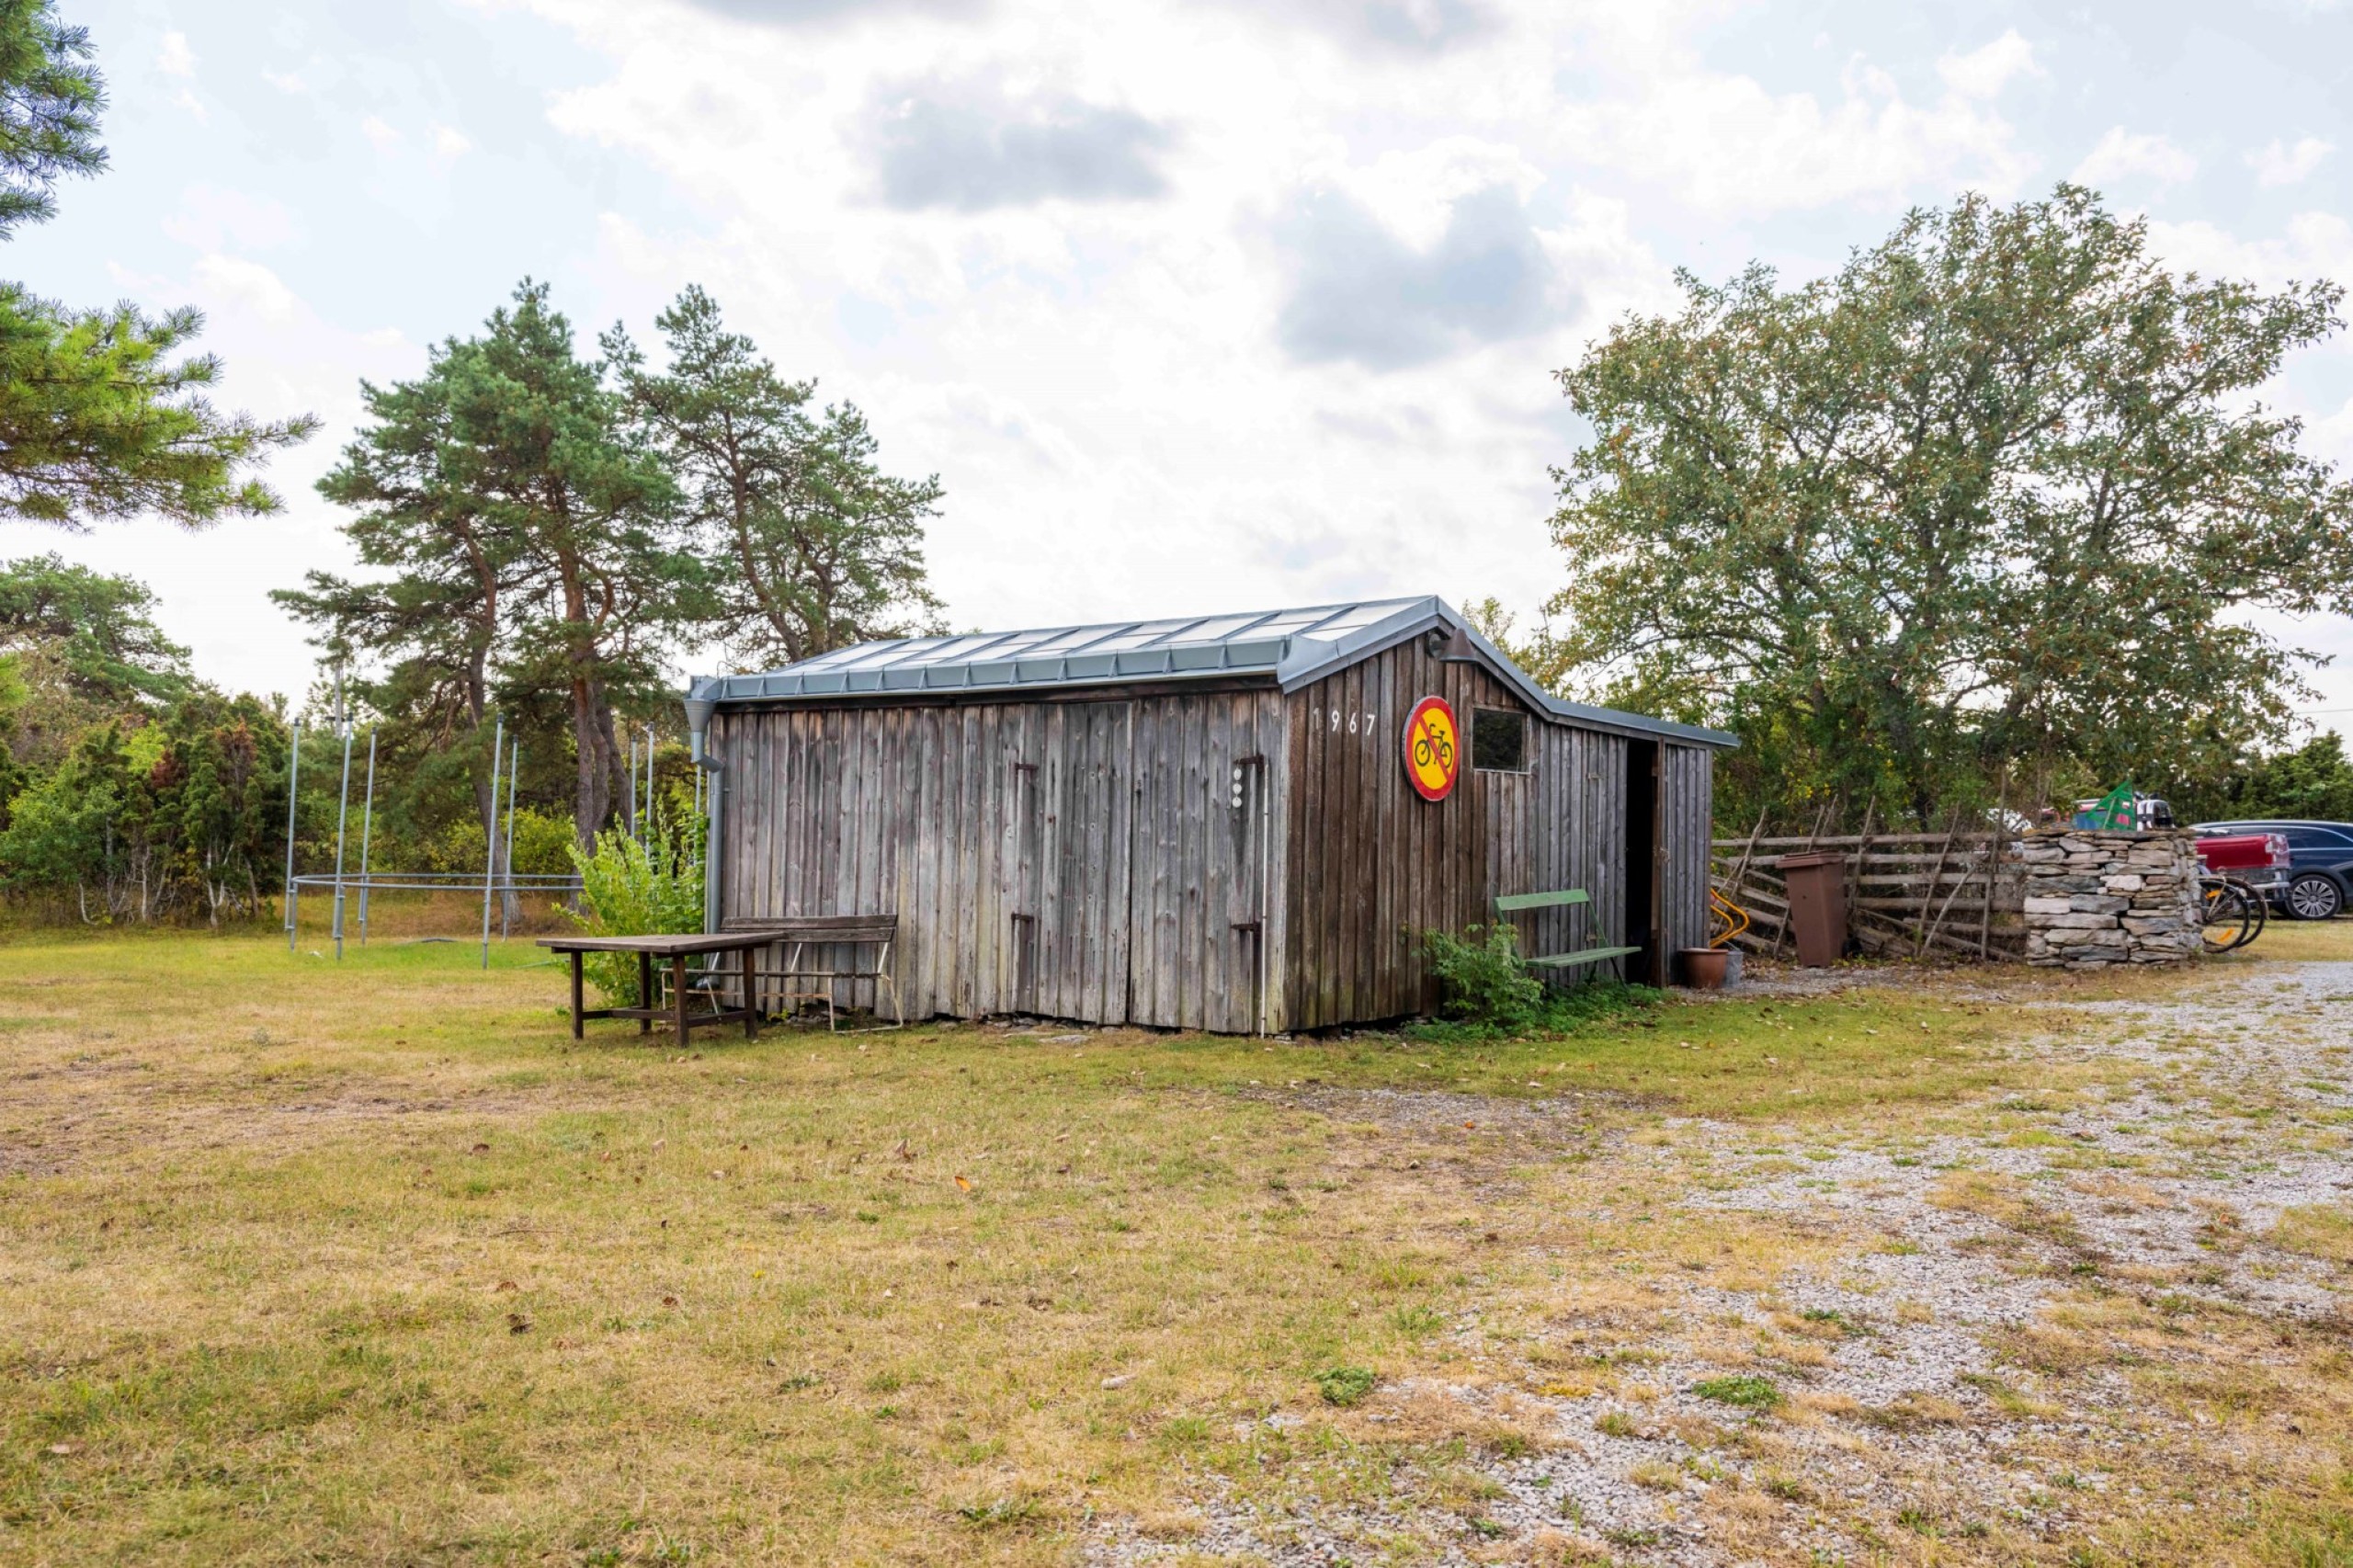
[{"left": 1404, "top": 696, "right": 1460, "bottom": 801}]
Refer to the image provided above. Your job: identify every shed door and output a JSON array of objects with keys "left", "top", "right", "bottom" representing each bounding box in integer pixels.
[
  {"left": 1126, "top": 695, "right": 1269, "bottom": 1032},
  {"left": 1030, "top": 701, "right": 1133, "bottom": 1026}
]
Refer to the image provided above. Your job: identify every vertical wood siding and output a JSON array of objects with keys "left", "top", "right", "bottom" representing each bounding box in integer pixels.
[
  {"left": 1279, "top": 641, "right": 1715, "bottom": 1029},
  {"left": 1658, "top": 743, "right": 1715, "bottom": 960},
  {"left": 709, "top": 653, "right": 1712, "bottom": 1033},
  {"left": 1279, "top": 640, "right": 1637, "bottom": 1030},
  {"left": 712, "top": 689, "right": 1285, "bottom": 1030}
]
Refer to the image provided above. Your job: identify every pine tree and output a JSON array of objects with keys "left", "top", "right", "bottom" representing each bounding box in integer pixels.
[
  {"left": 608, "top": 285, "right": 941, "bottom": 668},
  {"left": 0, "top": 1, "right": 313, "bottom": 532}
]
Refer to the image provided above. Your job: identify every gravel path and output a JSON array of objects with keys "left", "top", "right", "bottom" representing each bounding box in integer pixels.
[{"left": 1086, "top": 959, "right": 2353, "bottom": 1566}]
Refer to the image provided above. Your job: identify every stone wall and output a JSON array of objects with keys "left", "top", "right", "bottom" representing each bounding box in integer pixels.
[{"left": 2018, "top": 830, "right": 2201, "bottom": 969}]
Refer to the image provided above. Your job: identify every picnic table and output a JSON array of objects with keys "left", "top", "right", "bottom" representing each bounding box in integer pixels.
[{"left": 537, "top": 932, "right": 770, "bottom": 1043}]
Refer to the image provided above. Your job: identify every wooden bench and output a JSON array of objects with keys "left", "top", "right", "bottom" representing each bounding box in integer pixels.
[
  {"left": 721, "top": 915, "right": 904, "bottom": 1030},
  {"left": 1494, "top": 888, "right": 1642, "bottom": 973}
]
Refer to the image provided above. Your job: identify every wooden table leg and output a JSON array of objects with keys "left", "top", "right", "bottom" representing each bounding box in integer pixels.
[
  {"left": 638, "top": 952, "right": 653, "bottom": 1036},
  {"left": 672, "top": 955, "right": 689, "bottom": 1043},
  {"left": 569, "top": 952, "right": 584, "bottom": 1040},
  {"left": 741, "top": 943, "right": 757, "bottom": 1039}
]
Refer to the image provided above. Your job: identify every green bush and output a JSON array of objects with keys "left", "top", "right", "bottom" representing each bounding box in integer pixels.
[
  {"left": 1415, "top": 923, "right": 1662, "bottom": 1040},
  {"left": 564, "top": 807, "right": 704, "bottom": 1006},
  {"left": 1421, "top": 923, "right": 1546, "bottom": 1029}
]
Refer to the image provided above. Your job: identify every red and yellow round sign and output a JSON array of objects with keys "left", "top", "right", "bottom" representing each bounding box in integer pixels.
[{"left": 1403, "top": 696, "right": 1460, "bottom": 801}]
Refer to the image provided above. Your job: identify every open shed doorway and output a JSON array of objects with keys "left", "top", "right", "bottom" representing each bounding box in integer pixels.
[{"left": 1624, "top": 738, "right": 1663, "bottom": 986}]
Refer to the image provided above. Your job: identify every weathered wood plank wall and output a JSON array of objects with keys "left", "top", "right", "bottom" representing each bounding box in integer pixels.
[
  {"left": 1659, "top": 744, "right": 1715, "bottom": 959},
  {"left": 711, "top": 646, "right": 1714, "bottom": 1033},
  {"left": 713, "top": 688, "right": 1284, "bottom": 1030},
  {"left": 1279, "top": 639, "right": 1711, "bottom": 1029}
]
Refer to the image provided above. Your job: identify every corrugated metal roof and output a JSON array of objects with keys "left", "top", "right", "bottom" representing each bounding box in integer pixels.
[{"left": 689, "top": 597, "right": 1736, "bottom": 748}]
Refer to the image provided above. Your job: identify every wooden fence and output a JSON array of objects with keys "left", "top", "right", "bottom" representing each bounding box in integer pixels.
[{"left": 1711, "top": 831, "right": 2028, "bottom": 962}]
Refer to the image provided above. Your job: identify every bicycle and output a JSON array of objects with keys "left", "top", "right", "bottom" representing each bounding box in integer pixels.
[{"left": 2198, "top": 874, "right": 2268, "bottom": 954}]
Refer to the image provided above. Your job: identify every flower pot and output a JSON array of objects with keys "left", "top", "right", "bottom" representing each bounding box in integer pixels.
[{"left": 1679, "top": 946, "right": 1730, "bottom": 989}]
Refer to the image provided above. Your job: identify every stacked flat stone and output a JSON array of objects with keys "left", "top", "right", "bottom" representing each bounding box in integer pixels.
[{"left": 2018, "top": 830, "right": 2201, "bottom": 969}]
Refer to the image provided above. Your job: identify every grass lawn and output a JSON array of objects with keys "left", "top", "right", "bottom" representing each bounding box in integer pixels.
[{"left": 3, "top": 924, "right": 2349, "bottom": 1564}]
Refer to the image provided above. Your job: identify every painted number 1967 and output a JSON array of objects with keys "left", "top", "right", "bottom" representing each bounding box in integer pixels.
[{"left": 1313, "top": 708, "right": 1378, "bottom": 735}]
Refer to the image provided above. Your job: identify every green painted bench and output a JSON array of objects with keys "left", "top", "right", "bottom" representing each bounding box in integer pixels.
[{"left": 1495, "top": 888, "right": 1642, "bottom": 971}]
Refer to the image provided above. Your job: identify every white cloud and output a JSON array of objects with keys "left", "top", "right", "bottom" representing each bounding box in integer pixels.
[
  {"left": 34, "top": 0, "right": 2353, "bottom": 708},
  {"left": 1559, "top": 55, "right": 2033, "bottom": 215},
  {"left": 2072, "top": 126, "right": 2196, "bottom": 187},
  {"left": 158, "top": 31, "right": 197, "bottom": 77},
  {"left": 2147, "top": 210, "right": 2353, "bottom": 290},
  {"left": 2247, "top": 135, "right": 2333, "bottom": 187},
  {"left": 191, "top": 255, "right": 303, "bottom": 325},
  {"left": 1938, "top": 29, "right": 2039, "bottom": 99},
  {"left": 161, "top": 186, "right": 299, "bottom": 252}
]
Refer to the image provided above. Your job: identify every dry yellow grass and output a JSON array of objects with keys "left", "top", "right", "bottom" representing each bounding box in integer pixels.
[{"left": 2, "top": 926, "right": 2349, "bottom": 1565}]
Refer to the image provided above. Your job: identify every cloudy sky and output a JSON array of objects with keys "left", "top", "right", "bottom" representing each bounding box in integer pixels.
[{"left": 19, "top": 0, "right": 2353, "bottom": 719}]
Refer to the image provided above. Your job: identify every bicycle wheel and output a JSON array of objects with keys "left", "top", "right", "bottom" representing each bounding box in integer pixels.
[
  {"left": 2223, "top": 876, "right": 2268, "bottom": 951},
  {"left": 2200, "top": 881, "right": 2252, "bottom": 954}
]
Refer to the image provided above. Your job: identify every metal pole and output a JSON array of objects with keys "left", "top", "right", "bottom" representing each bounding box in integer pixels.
[
  {"left": 357, "top": 729, "right": 377, "bottom": 946},
  {"left": 481, "top": 716, "right": 504, "bottom": 971},
  {"left": 501, "top": 738, "right": 519, "bottom": 938},
  {"left": 331, "top": 724, "right": 355, "bottom": 960},
  {"left": 628, "top": 739, "right": 640, "bottom": 842},
  {"left": 644, "top": 725, "right": 655, "bottom": 837},
  {"left": 282, "top": 720, "right": 302, "bottom": 951}
]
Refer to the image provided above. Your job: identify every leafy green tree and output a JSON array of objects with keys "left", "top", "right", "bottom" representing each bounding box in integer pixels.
[
  {"left": 0, "top": 2, "right": 313, "bottom": 532},
  {"left": 2195, "top": 731, "right": 2353, "bottom": 824},
  {"left": 453, "top": 281, "right": 692, "bottom": 846},
  {"left": 0, "top": 290, "right": 318, "bottom": 528},
  {"left": 157, "top": 688, "right": 284, "bottom": 924},
  {"left": 0, "top": 685, "right": 286, "bottom": 922},
  {"left": 0, "top": 0, "right": 103, "bottom": 237},
  {"left": 1545, "top": 186, "right": 2353, "bottom": 829},
  {"left": 0, "top": 551, "right": 189, "bottom": 701},
  {"left": 297, "top": 281, "right": 689, "bottom": 849},
  {"left": 274, "top": 360, "right": 511, "bottom": 837},
  {"left": 0, "top": 650, "right": 28, "bottom": 826},
  {"left": 608, "top": 284, "right": 942, "bottom": 668}
]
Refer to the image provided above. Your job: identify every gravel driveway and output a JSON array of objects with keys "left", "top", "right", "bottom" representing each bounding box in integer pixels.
[{"left": 1088, "top": 959, "right": 2353, "bottom": 1566}]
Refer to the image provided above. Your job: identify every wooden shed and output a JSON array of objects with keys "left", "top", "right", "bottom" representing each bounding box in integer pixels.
[{"left": 683, "top": 597, "right": 1734, "bottom": 1033}]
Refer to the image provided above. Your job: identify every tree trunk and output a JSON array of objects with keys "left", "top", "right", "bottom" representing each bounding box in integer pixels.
[{"left": 572, "top": 671, "right": 614, "bottom": 851}]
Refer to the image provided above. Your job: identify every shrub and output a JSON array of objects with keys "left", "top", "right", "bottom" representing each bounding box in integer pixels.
[
  {"left": 565, "top": 806, "right": 705, "bottom": 1006},
  {"left": 1415, "top": 923, "right": 1663, "bottom": 1039},
  {"left": 1420, "top": 923, "right": 1545, "bottom": 1029}
]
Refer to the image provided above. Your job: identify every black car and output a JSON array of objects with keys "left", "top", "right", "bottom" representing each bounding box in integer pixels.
[{"left": 2192, "top": 820, "right": 2353, "bottom": 919}]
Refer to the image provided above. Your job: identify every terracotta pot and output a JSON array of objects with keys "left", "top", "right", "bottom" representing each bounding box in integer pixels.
[{"left": 1679, "top": 946, "right": 1730, "bottom": 989}]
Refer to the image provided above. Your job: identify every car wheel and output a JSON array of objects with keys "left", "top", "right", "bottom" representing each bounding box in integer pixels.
[{"left": 2286, "top": 873, "right": 2344, "bottom": 921}]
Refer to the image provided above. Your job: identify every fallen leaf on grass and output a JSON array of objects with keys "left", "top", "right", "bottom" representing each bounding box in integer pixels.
[
  {"left": 46, "top": 1443, "right": 76, "bottom": 1456},
  {"left": 955, "top": 1176, "right": 972, "bottom": 1191},
  {"left": 494, "top": 1280, "right": 518, "bottom": 1293},
  {"left": 506, "top": 1313, "right": 532, "bottom": 1335},
  {"left": 470, "top": 1142, "right": 491, "bottom": 1154}
]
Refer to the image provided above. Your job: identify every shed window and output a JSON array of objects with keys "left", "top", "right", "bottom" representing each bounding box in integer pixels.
[{"left": 1472, "top": 708, "right": 1527, "bottom": 772}]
